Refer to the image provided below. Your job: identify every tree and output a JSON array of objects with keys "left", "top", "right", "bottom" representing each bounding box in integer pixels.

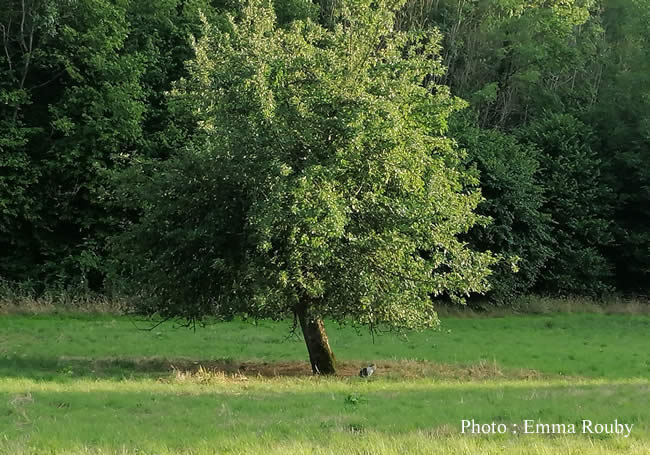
[
  {"left": 453, "top": 120, "right": 552, "bottom": 304},
  {"left": 586, "top": 0, "right": 650, "bottom": 292},
  {"left": 518, "top": 113, "right": 614, "bottom": 295},
  {"left": 0, "top": 0, "right": 147, "bottom": 288},
  {"left": 0, "top": 0, "right": 218, "bottom": 289},
  {"left": 420, "top": 0, "right": 601, "bottom": 129},
  {"left": 111, "top": 0, "right": 495, "bottom": 374}
]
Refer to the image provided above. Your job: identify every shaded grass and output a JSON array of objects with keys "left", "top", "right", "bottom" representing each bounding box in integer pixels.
[
  {"left": 0, "top": 356, "right": 546, "bottom": 381},
  {"left": 1, "top": 313, "right": 648, "bottom": 379}
]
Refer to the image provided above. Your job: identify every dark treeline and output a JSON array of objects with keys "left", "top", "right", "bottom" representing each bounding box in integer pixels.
[{"left": 1, "top": 0, "right": 648, "bottom": 303}]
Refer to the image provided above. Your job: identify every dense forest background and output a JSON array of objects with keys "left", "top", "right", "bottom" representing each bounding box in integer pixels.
[{"left": 1, "top": 0, "right": 648, "bottom": 304}]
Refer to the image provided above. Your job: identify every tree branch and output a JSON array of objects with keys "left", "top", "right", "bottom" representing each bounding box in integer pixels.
[{"left": 0, "top": 23, "right": 13, "bottom": 73}]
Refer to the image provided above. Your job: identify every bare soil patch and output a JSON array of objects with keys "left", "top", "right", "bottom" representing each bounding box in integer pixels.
[
  {"left": 165, "top": 358, "right": 546, "bottom": 380},
  {"left": 53, "top": 355, "right": 545, "bottom": 380}
]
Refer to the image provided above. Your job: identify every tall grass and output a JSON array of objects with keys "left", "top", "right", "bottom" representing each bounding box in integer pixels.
[
  {"left": 1, "top": 279, "right": 648, "bottom": 317},
  {"left": 0, "top": 280, "right": 125, "bottom": 315}
]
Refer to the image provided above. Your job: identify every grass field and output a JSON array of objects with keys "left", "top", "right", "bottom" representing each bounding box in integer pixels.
[{"left": 1, "top": 311, "right": 649, "bottom": 454}]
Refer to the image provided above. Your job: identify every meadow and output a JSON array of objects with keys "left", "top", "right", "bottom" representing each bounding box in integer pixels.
[{"left": 1, "top": 309, "right": 649, "bottom": 454}]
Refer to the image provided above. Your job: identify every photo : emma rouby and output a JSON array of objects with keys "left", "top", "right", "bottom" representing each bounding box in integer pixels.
[{"left": 461, "top": 419, "right": 634, "bottom": 438}]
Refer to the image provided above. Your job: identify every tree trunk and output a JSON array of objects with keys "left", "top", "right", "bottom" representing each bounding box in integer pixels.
[{"left": 296, "top": 302, "right": 336, "bottom": 375}]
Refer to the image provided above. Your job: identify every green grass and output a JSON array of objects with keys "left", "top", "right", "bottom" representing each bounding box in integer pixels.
[
  {"left": 2, "top": 376, "right": 649, "bottom": 454},
  {"left": 1, "top": 312, "right": 649, "bottom": 454},
  {"left": 1, "top": 313, "right": 648, "bottom": 379}
]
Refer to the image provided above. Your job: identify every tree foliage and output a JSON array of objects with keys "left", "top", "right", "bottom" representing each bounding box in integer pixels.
[
  {"left": 586, "top": 0, "right": 650, "bottom": 292},
  {"left": 112, "top": 0, "right": 496, "bottom": 334},
  {"left": 453, "top": 120, "right": 552, "bottom": 303},
  {"left": 0, "top": 0, "right": 215, "bottom": 288},
  {"left": 0, "top": 0, "right": 146, "bottom": 287},
  {"left": 1, "top": 0, "right": 649, "bottom": 305},
  {"left": 518, "top": 113, "right": 614, "bottom": 295},
  {"left": 399, "top": 0, "right": 601, "bottom": 128}
]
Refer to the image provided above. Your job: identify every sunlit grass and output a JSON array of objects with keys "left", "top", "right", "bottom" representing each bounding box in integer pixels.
[
  {"left": 0, "top": 312, "right": 649, "bottom": 453},
  {"left": 1, "top": 376, "right": 649, "bottom": 454}
]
